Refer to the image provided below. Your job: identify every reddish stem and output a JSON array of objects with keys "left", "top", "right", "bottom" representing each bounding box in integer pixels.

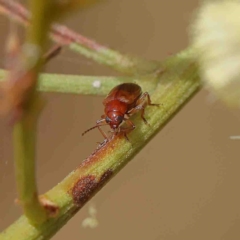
[{"left": 0, "top": 0, "right": 104, "bottom": 50}]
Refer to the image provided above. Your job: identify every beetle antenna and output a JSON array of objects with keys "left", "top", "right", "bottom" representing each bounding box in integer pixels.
[
  {"left": 82, "top": 125, "right": 99, "bottom": 136},
  {"left": 82, "top": 124, "right": 108, "bottom": 136}
]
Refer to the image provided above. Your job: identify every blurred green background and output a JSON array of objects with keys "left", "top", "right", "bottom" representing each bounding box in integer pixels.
[{"left": 0, "top": 0, "right": 240, "bottom": 239}]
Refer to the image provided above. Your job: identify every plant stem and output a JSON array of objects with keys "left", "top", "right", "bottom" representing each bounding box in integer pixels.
[
  {"left": 68, "top": 42, "right": 160, "bottom": 75},
  {"left": 0, "top": 70, "right": 159, "bottom": 96},
  {"left": 10, "top": 0, "right": 66, "bottom": 225},
  {"left": 0, "top": 0, "right": 161, "bottom": 75},
  {"left": 0, "top": 49, "right": 201, "bottom": 240},
  {"left": 13, "top": 99, "right": 47, "bottom": 224}
]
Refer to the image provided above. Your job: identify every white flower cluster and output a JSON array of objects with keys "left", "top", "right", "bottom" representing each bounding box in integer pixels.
[{"left": 191, "top": 0, "right": 240, "bottom": 107}]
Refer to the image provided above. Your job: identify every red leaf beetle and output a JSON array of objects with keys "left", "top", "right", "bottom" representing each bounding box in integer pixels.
[{"left": 82, "top": 83, "right": 159, "bottom": 141}]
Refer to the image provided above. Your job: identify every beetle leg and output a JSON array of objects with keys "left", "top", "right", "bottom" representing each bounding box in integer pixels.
[
  {"left": 135, "top": 92, "right": 159, "bottom": 110},
  {"left": 140, "top": 92, "right": 159, "bottom": 107},
  {"left": 128, "top": 92, "right": 159, "bottom": 125},
  {"left": 140, "top": 108, "right": 149, "bottom": 125},
  {"left": 96, "top": 118, "right": 109, "bottom": 140},
  {"left": 123, "top": 132, "right": 130, "bottom": 142},
  {"left": 130, "top": 106, "right": 150, "bottom": 125},
  {"left": 120, "top": 119, "right": 135, "bottom": 141}
]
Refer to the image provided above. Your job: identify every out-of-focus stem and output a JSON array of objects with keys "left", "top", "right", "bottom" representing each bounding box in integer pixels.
[
  {"left": 0, "top": 0, "right": 161, "bottom": 75},
  {"left": 14, "top": 98, "right": 47, "bottom": 224},
  {"left": 11, "top": 0, "right": 63, "bottom": 225}
]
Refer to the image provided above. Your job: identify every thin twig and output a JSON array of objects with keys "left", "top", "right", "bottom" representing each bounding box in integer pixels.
[
  {"left": 43, "top": 45, "right": 62, "bottom": 64},
  {"left": 0, "top": 69, "right": 159, "bottom": 96},
  {"left": 0, "top": 0, "right": 161, "bottom": 75}
]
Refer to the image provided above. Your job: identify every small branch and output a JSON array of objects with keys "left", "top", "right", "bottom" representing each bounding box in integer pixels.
[
  {"left": 37, "top": 75, "right": 131, "bottom": 95},
  {"left": 11, "top": 46, "right": 63, "bottom": 224},
  {"left": 13, "top": 100, "right": 48, "bottom": 224},
  {"left": 43, "top": 45, "right": 62, "bottom": 64},
  {"left": 0, "top": 0, "right": 161, "bottom": 75},
  {"left": 11, "top": 0, "right": 59, "bottom": 224},
  {"left": 0, "top": 49, "right": 201, "bottom": 240},
  {"left": 67, "top": 42, "right": 161, "bottom": 75},
  {"left": 0, "top": 69, "right": 158, "bottom": 96}
]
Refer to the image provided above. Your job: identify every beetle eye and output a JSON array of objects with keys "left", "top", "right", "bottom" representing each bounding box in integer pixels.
[
  {"left": 117, "top": 116, "right": 123, "bottom": 122},
  {"left": 105, "top": 117, "right": 111, "bottom": 123}
]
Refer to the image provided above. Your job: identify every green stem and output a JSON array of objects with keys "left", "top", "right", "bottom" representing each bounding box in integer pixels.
[
  {"left": 0, "top": 70, "right": 159, "bottom": 96},
  {"left": 13, "top": 98, "right": 47, "bottom": 224},
  {"left": 37, "top": 74, "right": 131, "bottom": 95},
  {"left": 0, "top": 49, "right": 201, "bottom": 240},
  {"left": 69, "top": 42, "right": 161, "bottom": 75},
  {"left": 11, "top": 0, "right": 63, "bottom": 225}
]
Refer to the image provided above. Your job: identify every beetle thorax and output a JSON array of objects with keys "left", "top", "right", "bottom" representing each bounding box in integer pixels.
[{"left": 105, "top": 100, "right": 127, "bottom": 129}]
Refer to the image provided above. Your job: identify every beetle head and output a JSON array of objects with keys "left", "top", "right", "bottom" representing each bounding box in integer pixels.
[{"left": 106, "top": 111, "right": 124, "bottom": 129}]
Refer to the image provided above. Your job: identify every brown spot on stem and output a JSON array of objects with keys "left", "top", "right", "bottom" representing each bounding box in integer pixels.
[
  {"left": 72, "top": 170, "right": 113, "bottom": 206},
  {"left": 98, "top": 169, "right": 114, "bottom": 188},
  {"left": 72, "top": 175, "right": 97, "bottom": 206}
]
